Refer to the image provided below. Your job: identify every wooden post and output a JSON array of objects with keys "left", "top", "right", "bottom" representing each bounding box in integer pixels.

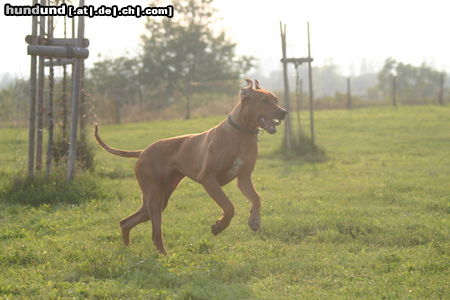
[
  {"left": 79, "top": 61, "right": 87, "bottom": 136},
  {"left": 438, "top": 72, "right": 445, "bottom": 105},
  {"left": 28, "top": 0, "right": 38, "bottom": 177},
  {"left": 25, "top": 35, "right": 89, "bottom": 47},
  {"left": 67, "top": 0, "right": 85, "bottom": 180},
  {"left": 392, "top": 75, "right": 397, "bottom": 107},
  {"left": 280, "top": 22, "right": 292, "bottom": 150},
  {"left": 298, "top": 78, "right": 303, "bottom": 111},
  {"left": 62, "top": 5, "right": 68, "bottom": 141},
  {"left": 295, "top": 68, "right": 302, "bottom": 140},
  {"left": 347, "top": 77, "right": 352, "bottom": 109},
  {"left": 62, "top": 59, "right": 68, "bottom": 140},
  {"left": 27, "top": 45, "right": 89, "bottom": 58},
  {"left": 36, "top": 0, "right": 46, "bottom": 172},
  {"left": 307, "top": 22, "right": 315, "bottom": 147},
  {"left": 46, "top": 15, "right": 54, "bottom": 176}
]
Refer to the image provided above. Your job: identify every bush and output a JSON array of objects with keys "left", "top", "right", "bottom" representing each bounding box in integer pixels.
[
  {"left": 53, "top": 135, "right": 96, "bottom": 171},
  {"left": 0, "top": 170, "right": 113, "bottom": 206},
  {"left": 280, "top": 130, "right": 327, "bottom": 163}
]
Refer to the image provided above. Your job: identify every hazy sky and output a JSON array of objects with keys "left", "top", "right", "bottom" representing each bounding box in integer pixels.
[{"left": 1, "top": 0, "right": 449, "bottom": 78}]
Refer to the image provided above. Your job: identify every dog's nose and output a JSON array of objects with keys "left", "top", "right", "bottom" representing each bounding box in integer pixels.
[{"left": 280, "top": 109, "right": 288, "bottom": 119}]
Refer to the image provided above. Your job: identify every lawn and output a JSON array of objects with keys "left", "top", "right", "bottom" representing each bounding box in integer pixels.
[{"left": 0, "top": 106, "right": 449, "bottom": 299}]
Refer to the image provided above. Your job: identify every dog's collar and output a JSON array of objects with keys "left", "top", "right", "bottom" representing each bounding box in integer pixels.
[{"left": 227, "top": 115, "right": 259, "bottom": 137}]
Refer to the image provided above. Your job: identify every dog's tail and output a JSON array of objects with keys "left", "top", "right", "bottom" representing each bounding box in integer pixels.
[{"left": 94, "top": 124, "right": 142, "bottom": 158}]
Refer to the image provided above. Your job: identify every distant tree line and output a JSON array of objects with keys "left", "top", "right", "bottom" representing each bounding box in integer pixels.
[
  {"left": 375, "top": 58, "right": 445, "bottom": 104},
  {"left": 1, "top": 57, "right": 448, "bottom": 126}
]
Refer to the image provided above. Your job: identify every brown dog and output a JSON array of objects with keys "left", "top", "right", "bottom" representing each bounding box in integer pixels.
[{"left": 94, "top": 79, "right": 287, "bottom": 254}]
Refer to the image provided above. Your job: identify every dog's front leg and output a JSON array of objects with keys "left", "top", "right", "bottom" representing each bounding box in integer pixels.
[
  {"left": 201, "top": 178, "right": 235, "bottom": 235},
  {"left": 237, "top": 175, "right": 261, "bottom": 231}
]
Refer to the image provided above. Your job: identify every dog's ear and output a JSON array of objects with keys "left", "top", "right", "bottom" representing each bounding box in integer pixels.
[
  {"left": 245, "top": 78, "right": 253, "bottom": 89},
  {"left": 254, "top": 79, "right": 260, "bottom": 89},
  {"left": 240, "top": 79, "right": 253, "bottom": 101}
]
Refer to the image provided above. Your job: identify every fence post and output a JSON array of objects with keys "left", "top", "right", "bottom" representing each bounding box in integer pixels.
[
  {"left": 28, "top": 0, "right": 38, "bottom": 177},
  {"left": 438, "top": 72, "right": 445, "bottom": 105},
  {"left": 295, "top": 76, "right": 302, "bottom": 137},
  {"left": 67, "top": 0, "right": 85, "bottom": 180},
  {"left": 36, "top": 0, "right": 46, "bottom": 171},
  {"left": 62, "top": 4, "right": 68, "bottom": 141},
  {"left": 307, "top": 22, "right": 315, "bottom": 147},
  {"left": 46, "top": 15, "right": 54, "bottom": 176},
  {"left": 347, "top": 77, "right": 352, "bottom": 109},
  {"left": 280, "top": 22, "right": 292, "bottom": 151}
]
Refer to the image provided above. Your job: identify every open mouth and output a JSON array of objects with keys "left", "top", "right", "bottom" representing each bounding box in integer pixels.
[{"left": 258, "top": 116, "right": 282, "bottom": 134}]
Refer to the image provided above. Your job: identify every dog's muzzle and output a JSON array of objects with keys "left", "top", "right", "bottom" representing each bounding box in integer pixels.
[{"left": 258, "top": 109, "right": 288, "bottom": 134}]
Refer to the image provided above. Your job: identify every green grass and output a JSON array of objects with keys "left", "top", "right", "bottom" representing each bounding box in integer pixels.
[{"left": 0, "top": 106, "right": 449, "bottom": 299}]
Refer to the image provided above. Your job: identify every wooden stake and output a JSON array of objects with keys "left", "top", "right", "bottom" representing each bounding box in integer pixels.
[
  {"left": 295, "top": 67, "right": 302, "bottom": 140},
  {"left": 62, "top": 63, "right": 68, "bottom": 140},
  {"left": 79, "top": 60, "right": 87, "bottom": 136},
  {"left": 280, "top": 22, "right": 292, "bottom": 150},
  {"left": 62, "top": 3, "right": 68, "bottom": 141},
  {"left": 347, "top": 77, "right": 352, "bottom": 109},
  {"left": 28, "top": 0, "right": 38, "bottom": 177},
  {"left": 438, "top": 72, "right": 445, "bottom": 105},
  {"left": 35, "top": 0, "right": 46, "bottom": 172},
  {"left": 307, "top": 22, "right": 315, "bottom": 147},
  {"left": 46, "top": 15, "right": 54, "bottom": 176},
  {"left": 67, "top": 0, "right": 85, "bottom": 180}
]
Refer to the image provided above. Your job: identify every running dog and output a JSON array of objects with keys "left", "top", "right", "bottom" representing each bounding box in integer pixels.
[{"left": 94, "top": 79, "right": 287, "bottom": 254}]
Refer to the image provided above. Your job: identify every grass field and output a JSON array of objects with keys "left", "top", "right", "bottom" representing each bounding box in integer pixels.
[{"left": 0, "top": 106, "right": 449, "bottom": 299}]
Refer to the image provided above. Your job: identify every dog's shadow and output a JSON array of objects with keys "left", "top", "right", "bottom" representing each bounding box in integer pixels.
[{"left": 114, "top": 248, "right": 253, "bottom": 298}]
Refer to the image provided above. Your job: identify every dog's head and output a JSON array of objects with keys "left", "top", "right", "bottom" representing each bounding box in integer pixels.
[{"left": 239, "top": 79, "right": 287, "bottom": 134}]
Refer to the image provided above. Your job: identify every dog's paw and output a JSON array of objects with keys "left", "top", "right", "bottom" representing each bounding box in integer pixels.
[
  {"left": 157, "top": 248, "right": 168, "bottom": 255},
  {"left": 248, "top": 213, "right": 260, "bottom": 231},
  {"left": 211, "top": 223, "right": 221, "bottom": 235},
  {"left": 121, "top": 228, "right": 130, "bottom": 246}
]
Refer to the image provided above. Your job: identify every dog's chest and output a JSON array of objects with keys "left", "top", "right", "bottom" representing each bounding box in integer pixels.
[{"left": 228, "top": 157, "right": 244, "bottom": 178}]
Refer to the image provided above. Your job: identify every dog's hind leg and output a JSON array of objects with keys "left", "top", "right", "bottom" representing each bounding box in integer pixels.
[
  {"left": 120, "top": 203, "right": 150, "bottom": 246},
  {"left": 162, "top": 171, "right": 185, "bottom": 211},
  {"left": 146, "top": 186, "right": 166, "bottom": 255},
  {"left": 135, "top": 172, "right": 167, "bottom": 254}
]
